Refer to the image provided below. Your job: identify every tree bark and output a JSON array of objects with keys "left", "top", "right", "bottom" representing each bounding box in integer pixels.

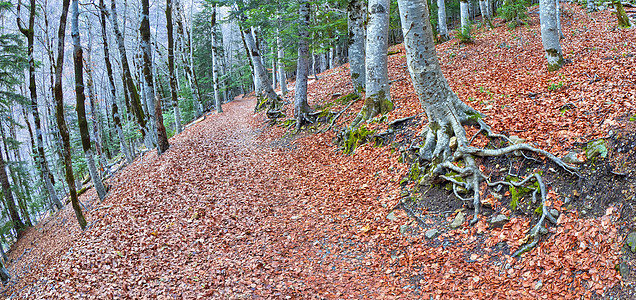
[
  {"left": 166, "top": 0, "right": 182, "bottom": 134},
  {"left": 352, "top": 0, "right": 394, "bottom": 127},
  {"left": 142, "top": 0, "right": 170, "bottom": 154},
  {"left": 54, "top": 0, "right": 86, "bottom": 230},
  {"left": 241, "top": 23, "right": 279, "bottom": 111},
  {"left": 211, "top": 4, "right": 223, "bottom": 113},
  {"left": 347, "top": 0, "right": 366, "bottom": 94},
  {"left": 0, "top": 145, "right": 26, "bottom": 235},
  {"left": 72, "top": 0, "right": 107, "bottom": 201},
  {"left": 277, "top": 14, "right": 288, "bottom": 96},
  {"left": 438, "top": 0, "right": 448, "bottom": 39},
  {"left": 612, "top": 0, "right": 632, "bottom": 27},
  {"left": 17, "top": 0, "right": 63, "bottom": 211},
  {"left": 100, "top": 0, "right": 133, "bottom": 163},
  {"left": 295, "top": 0, "right": 312, "bottom": 130},
  {"left": 175, "top": 0, "right": 203, "bottom": 117},
  {"left": 460, "top": 0, "right": 470, "bottom": 29},
  {"left": 540, "top": 0, "right": 564, "bottom": 71}
]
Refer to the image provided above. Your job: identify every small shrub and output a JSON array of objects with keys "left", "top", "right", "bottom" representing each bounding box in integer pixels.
[
  {"left": 498, "top": 0, "right": 530, "bottom": 28},
  {"left": 457, "top": 24, "right": 473, "bottom": 43}
]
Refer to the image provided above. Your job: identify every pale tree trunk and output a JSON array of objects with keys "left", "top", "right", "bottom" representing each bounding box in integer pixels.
[
  {"left": 142, "top": 0, "right": 169, "bottom": 154},
  {"left": 166, "top": 0, "right": 182, "bottom": 134},
  {"left": 438, "top": 0, "right": 448, "bottom": 39},
  {"left": 329, "top": 47, "right": 335, "bottom": 69},
  {"left": 175, "top": 0, "right": 203, "bottom": 117},
  {"left": 460, "top": 0, "right": 470, "bottom": 29},
  {"left": 100, "top": 0, "right": 132, "bottom": 163},
  {"left": 0, "top": 148, "right": 26, "bottom": 235},
  {"left": 55, "top": 0, "right": 87, "bottom": 230},
  {"left": 83, "top": 24, "right": 109, "bottom": 170},
  {"left": 479, "top": 0, "right": 491, "bottom": 26},
  {"left": 211, "top": 4, "right": 223, "bottom": 113},
  {"left": 242, "top": 23, "right": 279, "bottom": 111},
  {"left": 110, "top": 0, "right": 153, "bottom": 148},
  {"left": 347, "top": 0, "right": 366, "bottom": 94},
  {"left": 276, "top": 17, "right": 287, "bottom": 96},
  {"left": 556, "top": 0, "right": 564, "bottom": 39},
  {"left": 295, "top": 0, "right": 312, "bottom": 131},
  {"left": 352, "top": 0, "right": 393, "bottom": 126},
  {"left": 72, "top": 0, "right": 107, "bottom": 201},
  {"left": 16, "top": 0, "right": 63, "bottom": 211},
  {"left": 540, "top": 0, "right": 564, "bottom": 71},
  {"left": 272, "top": 45, "right": 277, "bottom": 90}
]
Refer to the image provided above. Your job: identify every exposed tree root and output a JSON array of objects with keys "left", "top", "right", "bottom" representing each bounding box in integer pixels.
[{"left": 415, "top": 103, "right": 579, "bottom": 255}]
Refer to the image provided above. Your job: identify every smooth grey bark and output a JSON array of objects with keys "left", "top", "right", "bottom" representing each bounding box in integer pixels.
[
  {"left": 438, "top": 0, "right": 448, "bottom": 39},
  {"left": 460, "top": 0, "right": 470, "bottom": 29},
  {"left": 99, "top": 0, "right": 132, "bottom": 163},
  {"left": 540, "top": 0, "right": 564, "bottom": 71},
  {"left": 242, "top": 24, "right": 278, "bottom": 110},
  {"left": 347, "top": 0, "right": 366, "bottom": 93},
  {"left": 0, "top": 147, "right": 26, "bottom": 235},
  {"left": 276, "top": 18, "right": 287, "bottom": 96},
  {"left": 166, "top": 0, "right": 182, "bottom": 134},
  {"left": 141, "top": 0, "right": 169, "bottom": 154},
  {"left": 556, "top": 0, "right": 564, "bottom": 39},
  {"left": 587, "top": 0, "right": 595, "bottom": 12},
  {"left": 175, "top": 0, "right": 203, "bottom": 117},
  {"left": 72, "top": 0, "right": 107, "bottom": 201},
  {"left": 479, "top": 0, "right": 490, "bottom": 23},
  {"left": 295, "top": 0, "right": 312, "bottom": 131},
  {"left": 352, "top": 0, "right": 393, "bottom": 126},
  {"left": 211, "top": 4, "right": 222, "bottom": 113}
]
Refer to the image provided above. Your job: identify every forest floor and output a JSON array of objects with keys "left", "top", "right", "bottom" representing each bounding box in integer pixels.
[{"left": 3, "top": 3, "right": 636, "bottom": 299}]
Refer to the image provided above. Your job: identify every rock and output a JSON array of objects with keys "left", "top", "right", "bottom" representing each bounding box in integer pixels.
[
  {"left": 586, "top": 139, "right": 608, "bottom": 159},
  {"left": 550, "top": 209, "right": 560, "bottom": 218},
  {"left": 450, "top": 212, "right": 465, "bottom": 229},
  {"left": 400, "top": 225, "right": 410, "bottom": 234},
  {"left": 489, "top": 214, "right": 509, "bottom": 228},
  {"left": 626, "top": 232, "right": 636, "bottom": 253},
  {"left": 484, "top": 105, "right": 493, "bottom": 110},
  {"left": 449, "top": 136, "right": 458, "bottom": 150},
  {"left": 509, "top": 135, "right": 525, "bottom": 144},
  {"left": 619, "top": 262, "right": 630, "bottom": 279},
  {"left": 425, "top": 229, "right": 439, "bottom": 239},
  {"left": 562, "top": 152, "right": 584, "bottom": 164},
  {"left": 534, "top": 280, "right": 543, "bottom": 290},
  {"left": 386, "top": 211, "right": 397, "bottom": 221}
]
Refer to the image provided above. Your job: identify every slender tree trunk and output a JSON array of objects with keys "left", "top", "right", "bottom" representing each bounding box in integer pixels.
[
  {"left": 241, "top": 22, "right": 279, "bottom": 111},
  {"left": 142, "top": 0, "right": 170, "bottom": 154},
  {"left": 110, "top": 0, "right": 152, "bottom": 147},
  {"left": 276, "top": 14, "right": 288, "bottom": 96},
  {"left": 540, "top": 0, "right": 564, "bottom": 71},
  {"left": 84, "top": 25, "right": 109, "bottom": 170},
  {"left": 272, "top": 45, "right": 277, "bottom": 90},
  {"left": 175, "top": 0, "right": 203, "bottom": 117},
  {"left": 72, "top": 0, "right": 107, "bottom": 201},
  {"left": 612, "top": 0, "right": 632, "bottom": 27},
  {"left": 460, "top": 0, "right": 470, "bottom": 29},
  {"left": 2, "top": 123, "right": 33, "bottom": 227},
  {"left": 556, "top": 0, "right": 564, "bottom": 39},
  {"left": 55, "top": 0, "right": 87, "bottom": 230},
  {"left": 100, "top": 0, "right": 132, "bottom": 163},
  {"left": 295, "top": 0, "right": 312, "bottom": 131},
  {"left": 211, "top": 5, "right": 223, "bottom": 113},
  {"left": 166, "top": 0, "right": 182, "bottom": 134},
  {"left": 0, "top": 144, "right": 26, "bottom": 235},
  {"left": 352, "top": 0, "right": 394, "bottom": 126},
  {"left": 17, "top": 0, "right": 63, "bottom": 211},
  {"left": 347, "top": 0, "right": 366, "bottom": 94}
]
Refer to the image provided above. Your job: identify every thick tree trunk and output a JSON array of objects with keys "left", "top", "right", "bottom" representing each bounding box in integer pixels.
[
  {"left": 242, "top": 24, "right": 279, "bottom": 111},
  {"left": 55, "top": 0, "right": 86, "bottom": 230},
  {"left": 100, "top": 0, "right": 132, "bottom": 163},
  {"left": 347, "top": 0, "right": 366, "bottom": 94},
  {"left": 17, "top": 0, "right": 63, "bottom": 212},
  {"left": 72, "top": 0, "right": 107, "bottom": 201},
  {"left": 295, "top": 0, "right": 312, "bottom": 130},
  {"left": 612, "top": 0, "right": 632, "bottom": 27},
  {"left": 166, "top": 0, "right": 182, "bottom": 134},
  {"left": 211, "top": 5, "right": 223, "bottom": 113},
  {"left": 352, "top": 0, "right": 393, "bottom": 126},
  {"left": 460, "top": 0, "right": 470, "bottom": 29},
  {"left": 110, "top": 0, "right": 152, "bottom": 146},
  {"left": 142, "top": 0, "right": 170, "bottom": 154},
  {"left": 0, "top": 148, "right": 26, "bottom": 235},
  {"left": 438, "top": 0, "right": 448, "bottom": 39},
  {"left": 556, "top": 0, "right": 564, "bottom": 39},
  {"left": 540, "top": 0, "right": 564, "bottom": 71},
  {"left": 479, "top": 0, "right": 491, "bottom": 25}
]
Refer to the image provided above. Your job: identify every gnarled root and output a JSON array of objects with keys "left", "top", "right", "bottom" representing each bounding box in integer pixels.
[{"left": 417, "top": 100, "right": 578, "bottom": 254}]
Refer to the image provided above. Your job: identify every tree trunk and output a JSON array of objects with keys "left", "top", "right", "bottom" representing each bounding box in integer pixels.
[
  {"left": 110, "top": 0, "right": 152, "bottom": 146},
  {"left": 0, "top": 146, "right": 26, "bottom": 235},
  {"left": 277, "top": 15, "right": 288, "bottom": 96},
  {"left": 540, "top": 0, "right": 564, "bottom": 71},
  {"left": 438, "top": 0, "right": 448, "bottom": 40},
  {"left": 175, "top": 0, "right": 203, "bottom": 117},
  {"left": 2, "top": 124, "right": 33, "bottom": 227},
  {"left": 347, "top": 0, "right": 366, "bottom": 94},
  {"left": 211, "top": 5, "right": 223, "bottom": 113},
  {"left": 295, "top": 0, "right": 312, "bottom": 131},
  {"left": 460, "top": 0, "right": 470, "bottom": 29},
  {"left": 242, "top": 23, "right": 279, "bottom": 111},
  {"left": 142, "top": 0, "right": 170, "bottom": 154},
  {"left": 72, "top": 0, "right": 107, "bottom": 202},
  {"left": 556, "top": 0, "right": 564, "bottom": 39},
  {"left": 166, "top": 0, "right": 182, "bottom": 134},
  {"left": 586, "top": 0, "right": 595, "bottom": 12},
  {"left": 17, "top": 0, "right": 63, "bottom": 212},
  {"left": 56, "top": 0, "right": 87, "bottom": 230},
  {"left": 612, "top": 0, "right": 632, "bottom": 27},
  {"left": 352, "top": 0, "right": 394, "bottom": 126},
  {"left": 100, "top": 0, "right": 133, "bottom": 164}
]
